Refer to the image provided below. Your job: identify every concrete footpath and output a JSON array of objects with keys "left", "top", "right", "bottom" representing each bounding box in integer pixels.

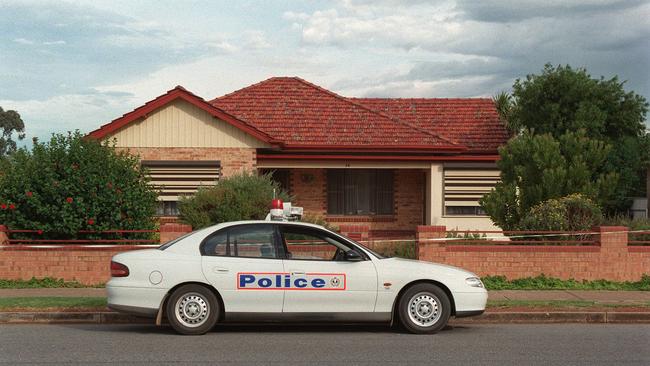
[{"left": 2, "top": 288, "right": 650, "bottom": 305}]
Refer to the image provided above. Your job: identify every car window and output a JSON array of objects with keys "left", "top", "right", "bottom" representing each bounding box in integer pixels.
[
  {"left": 202, "top": 224, "right": 279, "bottom": 259},
  {"left": 281, "top": 226, "right": 355, "bottom": 261}
]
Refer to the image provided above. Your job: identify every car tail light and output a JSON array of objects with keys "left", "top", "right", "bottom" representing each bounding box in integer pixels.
[{"left": 111, "top": 261, "right": 129, "bottom": 277}]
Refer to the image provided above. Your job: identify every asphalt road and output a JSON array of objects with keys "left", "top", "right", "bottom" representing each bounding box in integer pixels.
[{"left": 0, "top": 323, "right": 648, "bottom": 365}]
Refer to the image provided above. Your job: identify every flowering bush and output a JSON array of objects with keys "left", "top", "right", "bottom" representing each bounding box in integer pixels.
[{"left": 0, "top": 132, "right": 157, "bottom": 239}]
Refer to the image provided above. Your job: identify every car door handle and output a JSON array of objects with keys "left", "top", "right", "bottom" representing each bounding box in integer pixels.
[
  {"left": 213, "top": 267, "right": 229, "bottom": 273},
  {"left": 290, "top": 271, "right": 306, "bottom": 276}
]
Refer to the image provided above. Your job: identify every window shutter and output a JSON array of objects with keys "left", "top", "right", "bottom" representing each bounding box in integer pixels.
[
  {"left": 142, "top": 160, "right": 220, "bottom": 201},
  {"left": 444, "top": 168, "right": 499, "bottom": 208}
]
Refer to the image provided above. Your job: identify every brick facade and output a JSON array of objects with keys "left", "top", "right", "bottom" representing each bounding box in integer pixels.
[
  {"left": 290, "top": 168, "right": 425, "bottom": 233},
  {"left": 417, "top": 226, "right": 650, "bottom": 281},
  {"left": 118, "top": 147, "right": 257, "bottom": 178}
]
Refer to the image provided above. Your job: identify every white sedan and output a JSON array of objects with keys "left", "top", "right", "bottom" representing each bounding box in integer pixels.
[{"left": 107, "top": 221, "right": 487, "bottom": 335}]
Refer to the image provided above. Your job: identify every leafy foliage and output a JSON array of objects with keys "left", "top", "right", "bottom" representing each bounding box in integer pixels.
[
  {"left": 0, "top": 132, "right": 157, "bottom": 238},
  {"left": 482, "top": 274, "right": 650, "bottom": 291},
  {"left": 179, "top": 171, "right": 291, "bottom": 229},
  {"left": 0, "top": 106, "right": 26, "bottom": 156},
  {"left": 481, "top": 131, "right": 617, "bottom": 230},
  {"left": 518, "top": 194, "right": 603, "bottom": 232},
  {"left": 505, "top": 64, "right": 649, "bottom": 211}
]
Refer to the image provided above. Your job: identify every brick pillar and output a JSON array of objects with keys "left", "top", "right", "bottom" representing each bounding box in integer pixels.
[
  {"left": 0, "top": 225, "right": 8, "bottom": 245},
  {"left": 596, "top": 226, "right": 629, "bottom": 281},
  {"left": 416, "top": 225, "right": 446, "bottom": 261},
  {"left": 159, "top": 223, "right": 192, "bottom": 244}
]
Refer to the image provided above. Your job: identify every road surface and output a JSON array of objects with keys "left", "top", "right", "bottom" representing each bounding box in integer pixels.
[{"left": 1, "top": 323, "right": 648, "bottom": 365}]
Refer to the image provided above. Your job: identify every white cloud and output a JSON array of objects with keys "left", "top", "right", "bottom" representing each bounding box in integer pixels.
[{"left": 12, "top": 38, "right": 34, "bottom": 45}]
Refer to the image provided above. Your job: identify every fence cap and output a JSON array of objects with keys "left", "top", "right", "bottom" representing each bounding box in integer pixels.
[{"left": 595, "top": 226, "right": 629, "bottom": 232}]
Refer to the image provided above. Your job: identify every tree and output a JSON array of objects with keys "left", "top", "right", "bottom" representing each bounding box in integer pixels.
[
  {"left": 0, "top": 132, "right": 158, "bottom": 238},
  {"left": 179, "top": 171, "right": 291, "bottom": 229},
  {"left": 0, "top": 107, "right": 26, "bottom": 156},
  {"left": 480, "top": 131, "right": 618, "bottom": 230},
  {"left": 505, "top": 64, "right": 649, "bottom": 211}
]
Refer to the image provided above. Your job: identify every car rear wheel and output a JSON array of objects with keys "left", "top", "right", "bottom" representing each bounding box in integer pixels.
[
  {"left": 398, "top": 283, "right": 451, "bottom": 334},
  {"left": 166, "top": 284, "right": 219, "bottom": 335}
]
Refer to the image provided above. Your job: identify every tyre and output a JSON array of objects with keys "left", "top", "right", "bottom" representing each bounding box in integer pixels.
[
  {"left": 166, "top": 284, "right": 219, "bottom": 335},
  {"left": 398, "top": 283, "right": 451, "bottom": 334}
]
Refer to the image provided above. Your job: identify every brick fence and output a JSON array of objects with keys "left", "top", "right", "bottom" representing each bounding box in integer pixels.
[
  {"left": 417, "top": 226, "right": 650, "bottom": 281},
  {"left": 0, "top": 223, "right": 193, "bottom": 285}
]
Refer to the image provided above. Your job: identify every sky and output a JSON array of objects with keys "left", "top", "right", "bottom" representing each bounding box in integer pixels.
[{"left": 1, "top": 0, "right": 649, "bottom": 144}]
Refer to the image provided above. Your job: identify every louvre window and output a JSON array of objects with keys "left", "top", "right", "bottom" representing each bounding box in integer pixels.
[
  {"left": 444, "top": 168, "right": 499, "bottom": 216},
  {"left": 142, "top": 160, "right": 220, "bottom": 205},
  {"left": 327, "top": 169, "right": 394, "bottom": 215}
]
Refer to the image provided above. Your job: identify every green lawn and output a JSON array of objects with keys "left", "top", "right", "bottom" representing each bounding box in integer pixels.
[
  {"left": 487, "top": 299, "right": 650, "bottom": 309},
  {"left": 0, "top": 297, "right": 107, "bottom": 310},
  {"left": 482, "top": 274, "right": 650, "bottom": 291},
  {"left": 0, "top": 278, "right": 103, "bottom": 289}
]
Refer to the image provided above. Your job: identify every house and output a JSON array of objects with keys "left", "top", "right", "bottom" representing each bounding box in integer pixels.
[{"left": 88, "top": 77, "right": 510, "bottom": 235}]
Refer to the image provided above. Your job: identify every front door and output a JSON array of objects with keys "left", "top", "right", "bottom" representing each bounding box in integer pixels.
[
  {"left": 279, "top": 225, "right": 378, "bottom": 313},
  {"left": 201, "top": 223, "right": 284, "bottom": 313}
]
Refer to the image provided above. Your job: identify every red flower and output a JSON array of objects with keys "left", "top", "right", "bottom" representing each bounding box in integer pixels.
[
  {"left": 106, "top": 182, "right": 113, "bottom": 189},
  {"left": 71, "top": 163, "right": 79, "bottom": 170},
  {"left": 8, "top": 204, "right": 15, "bottom": 210},
  {"left": 26, "top": 191, "right": 33, "bottom": 197},
  {"left": 116, "top": 189, "right": 122, "bottom": 195},
  {"left": 66, "top": 197, "right": 73, "bottom": 204},
  {"left": 87, "top": 218, "right": 95, "bottom": 225},
  {"left": 37, "top": 230, "right": 43, "bottom": 235},
  {"left": 0, "top": 203, "right": 6, "bottom": 210}
]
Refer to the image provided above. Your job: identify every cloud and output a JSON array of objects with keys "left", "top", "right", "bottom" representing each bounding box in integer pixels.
[{"left": 12, "top": 38, "right": 34, "bottom": 45}]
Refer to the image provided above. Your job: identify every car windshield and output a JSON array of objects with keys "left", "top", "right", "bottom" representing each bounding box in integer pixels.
[{"left": 334, "top": 232, "right": 386, "bottom": 259}]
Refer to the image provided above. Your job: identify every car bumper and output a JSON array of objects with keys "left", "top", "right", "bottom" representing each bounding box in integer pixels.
[
  {"left": 453, "top": 290, "right": 488, "bottom": 316},
  {"left": 107, "top": 285, "right": 168, "bottom": 318}
]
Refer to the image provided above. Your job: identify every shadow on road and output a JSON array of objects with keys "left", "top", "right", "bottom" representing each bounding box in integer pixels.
[{"left": 62, "top": 322, "right": 462, "bottom": 335}]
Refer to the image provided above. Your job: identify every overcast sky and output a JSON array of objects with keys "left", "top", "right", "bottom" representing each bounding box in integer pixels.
[{"left": 1, "top": 0, "right": 648, "bottom": 143}]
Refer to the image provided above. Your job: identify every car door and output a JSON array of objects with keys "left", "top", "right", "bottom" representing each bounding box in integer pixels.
[
  {"left": 279, "top": 225, "right": 378, "bottom": 314},
  {"left": 200, "top": 223, "right": 285, "bottom": 314}
]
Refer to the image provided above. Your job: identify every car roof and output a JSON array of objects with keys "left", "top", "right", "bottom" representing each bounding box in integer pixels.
[{"left": 202, "top": 220, "right": 327, "bottom": 232}]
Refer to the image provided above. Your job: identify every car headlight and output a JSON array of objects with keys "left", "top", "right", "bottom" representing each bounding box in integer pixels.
[{"left": 465, "top": 277, "right": 484, "bottom": 288}]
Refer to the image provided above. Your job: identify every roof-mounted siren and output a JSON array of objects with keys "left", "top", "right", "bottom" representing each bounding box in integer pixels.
[{"left": 266, "top": 198, "right": 303, "bottom": 221}]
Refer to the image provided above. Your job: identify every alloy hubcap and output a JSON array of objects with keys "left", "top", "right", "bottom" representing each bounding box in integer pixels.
[
  {"left": 407, "top": 292, "right": 441, "bottom": 327},
  {"left": 175, "top": 293, "right": 209, "bottom": 328}
]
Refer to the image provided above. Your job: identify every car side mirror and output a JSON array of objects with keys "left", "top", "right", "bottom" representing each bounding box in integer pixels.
[{"left": 344, "top": 249, "right": 363, "bottom": 261}]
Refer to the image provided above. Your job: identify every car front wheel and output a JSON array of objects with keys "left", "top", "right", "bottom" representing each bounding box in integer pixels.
[
  {"left": 398, "top": 283, "right": 451, "bottom": 334},
  {"left": 166, "top": 284, "right": 219, "bottom": 335}
]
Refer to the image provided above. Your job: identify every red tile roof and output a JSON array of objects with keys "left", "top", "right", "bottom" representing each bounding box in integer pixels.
[
  {"left": 210, "top": 77, "right": 464, "bottom": 152},
  {"left": 350, "top": 98, "right": 510, "bottom": 153},
  {"left": 89, "top": 77, "right": 509, "bottom": 155}
]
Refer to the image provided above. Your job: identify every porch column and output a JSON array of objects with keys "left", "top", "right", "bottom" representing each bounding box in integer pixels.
[{"left": 425, "top": 163, "right": 444, "bottom": 225}]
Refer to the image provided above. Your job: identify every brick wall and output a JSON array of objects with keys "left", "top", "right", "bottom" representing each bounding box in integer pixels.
[
  {"left": 0, "top": 246, "right": 148, "bottom": 285},
  {"left": 118, "top": 147, "right": 257, "bottom": 178},
  {"left": 159, "top": 223, "right": 192, "bottom": 243},
  {"left": 417, "top": 226, "right": 650, "bottom": 281},
  {"left": 290, "top": 169, "right": 424, "bottom": 234}
]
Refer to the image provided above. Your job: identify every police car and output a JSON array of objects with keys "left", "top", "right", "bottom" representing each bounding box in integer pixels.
[{"left": 108, "top": 206, "right": 487, "bottom": 335}]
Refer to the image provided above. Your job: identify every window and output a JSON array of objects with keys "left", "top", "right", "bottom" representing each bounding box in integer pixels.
[
  {"left": 327, "top": 169, "right": 394, "bottom": 215},
  {"left": 156, "top": 201, "right": 179, "bottom": 216},
  {"left": 143, "top": 160, "right": 220, "bottom": 217},
  {"left": 202, "top": 224, "right": 279, "bottom": 259},
  {"left": 443, "top": 168, "right": 498, "bottom": 216},
  {"left": 282, "top": 226, "right": 356, "bottom": 261}
]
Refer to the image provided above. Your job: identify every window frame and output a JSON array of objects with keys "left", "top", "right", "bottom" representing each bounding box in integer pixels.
[
  {"left": 278, "top": 224, "right": 370, "bottom": 262},
  {"left": 199, "top": 224, "right": 285, "bottom": 260}
]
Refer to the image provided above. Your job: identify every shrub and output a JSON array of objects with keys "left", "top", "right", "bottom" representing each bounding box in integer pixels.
[
  {"left": 0, "top": 132, "right": 157, "bottom": 238},
  {"left": 517, "top": 194, "right": 603, "bottom": 231},
  {"left": 178, "top": 171, "right": 290, "bottom": 229}
]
